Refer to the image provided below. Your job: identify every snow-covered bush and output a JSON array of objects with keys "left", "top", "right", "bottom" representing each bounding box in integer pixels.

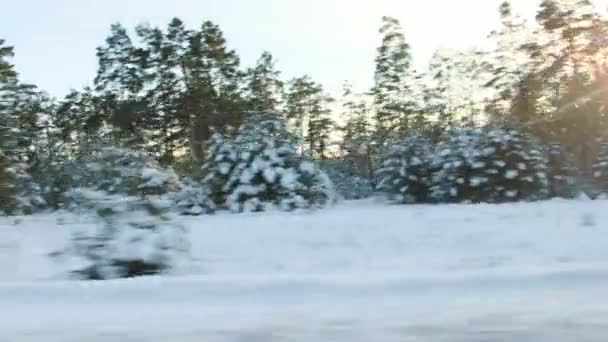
[
  {"left": 547, "top": 143, "right": 579, "bottom": 198},
  {"left": 69, "top": 146, "right": 180, "bottom": 200},
  {"left": 376, "top": 135, "right": 433, "bottom": 203},
  {"left": 62, "top": 146, "right": 189, "bottom": 280},
  {"left": 172, "top": 177, "right": 216, "bottom": 215},
  {"left": 66, "top": 189, "right": 189, "bottom": 280},
  {"left": 478, "top": 125, "right": 548, "bottom": 202},
  {"left": 202, "top": 112, "right": 335, "bottom": 212},
  {"left": 321, "top": 159, "right": 373, "bottom": 200},
  {"left": 431, "top": 126, "right": 548, "bottom": 203},
  {"left": 431, "top": 127, "right": 487, "bottom": 203},
  {"left": 592, "top": 136, "right": 608, "bottom": 194}
]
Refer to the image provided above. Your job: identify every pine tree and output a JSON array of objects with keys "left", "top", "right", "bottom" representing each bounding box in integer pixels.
[
  {"left": 431, "top": 125, "right": 549, "bottom": 203},
  {"left": 485, "top": 1, "right": 532, "bottom": 120},
  {"left": 285, "top": 76, "right": 333, "bottom": 157},
  {"left": 478, "top": 125, "right": 549, "bottom": 202},
  {"left": 55, "top": 88, "right": 117, "bottom": 155},
  {"left": 93, "top": 19, "right": 245, "bottom": 161},
  {"left": 424, "top": 48, "right": 486, "bottom": 131},
  {"left": 424, "top": 50, "right": 456, "bottom": 140},
  {"left": 66, "top": 189, "right": 189, "bottom": 280},
  {"left": 135, "top": 20, "right": 189, "bottom": 163},
  {"left": 321, "top": 159, "right": 374, "bottom": 200},
  {"left": 244, "top": 51, "right": 283, "bottom": 112},
  {"left": 172, "top": 176, "right": 216, "bottom": 215},
  {"left": 95, "top": 23, "right": 144, "bottom": 97},
  {"left": 0, "top": 39, "right": 16, "bottom": 80},
  {"left": 430, "top": 127, "right": 488, "bottom": 203},
  {"left": 531, "top": 0, "right": 606, "bottom": 175},
  {"left": 0, "top": 40, "right": 45, "bottom": 214},
  {"left": 340, "top": 82, "right": 375, "bottom": 181},
  {"left": 0, "top": 40, "right": 19, "bottom": 213},
  {"left": 372, "top": 16, "right": 414, "bottom": 141},
  {"left": 63, "top": 146, "right": 188, "bottom": 279},
  {"left": 183, "top": 21, "right": 244, "bottom": 160},
  {"left": 547, "top": 142, "right": 579, "bottom": 198},
  {"left": 201, "top": 132, "right": 238, "bottom": 206},
  {"left": 307, "top": 93, "right": 334, "bottom": 159},
  {"left": 592, "top": 136, "right": 608, "bottom": 193}
]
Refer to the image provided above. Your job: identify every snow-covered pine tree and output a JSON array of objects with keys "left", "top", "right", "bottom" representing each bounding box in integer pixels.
[
  {"left": 547, "top": 142, "right": 579, "bottom": 198},
  {"left": 592, "top": 136, "right": 608, "bottom": 194},
  {"left": 64, "top": 146, "right": 189, "bottom": 279},
  {"left": 201, "top": 132, "right": 238, "bottom": 206},
  {"left": 0, "top": 40, "right": 45, "bottom": 215},
  {"left": 376, "top": 135, "right": 433, "bottom": 203},
  {"left": 71, "top": 147, "right": 179, "bottom": 198},
  {"left": 431, "top": 125, "right": 549, "bottom": 203},
  {"left": 244, "top": 51, "right": 283, "bottom": 112},
  {"left": 430, "top": 127, "right": 487, "bottom": 203},
  {"left": 173, "top": 176, "right": 216, "bottom": 215},
  {"left": 372, "top": 16, "right": 415, "bottom": 143},
  {"left": 0, "top": 150, "right": 13, "bottom": 212},
  {"left": 203, "top": 112, "right": 335, "bottom": 212},
  {"left": 0, "top": 40, "right": 21, "bottom": 214},
  {"left": 321, "top": 159, "right": 374, "bottom": 200},
  {"left": 67, "top": 189, "right": 189, "bottom": 280},
  {"left": 478, "top": 125, "right": 549, "bottom": 202}
]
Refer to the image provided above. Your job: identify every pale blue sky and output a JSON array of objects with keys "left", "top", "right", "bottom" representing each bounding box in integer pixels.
[{"left": 2, "top": 0, "right": 608, "bottom": 98}]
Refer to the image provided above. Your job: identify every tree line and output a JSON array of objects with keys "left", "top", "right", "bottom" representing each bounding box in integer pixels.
[{"left": 3, "top": 0, "right": 608, "bottom": 214}]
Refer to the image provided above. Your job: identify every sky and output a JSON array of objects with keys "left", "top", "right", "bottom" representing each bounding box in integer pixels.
[{"left": 2, "top": 0, "right": 608, "bottom": 98}]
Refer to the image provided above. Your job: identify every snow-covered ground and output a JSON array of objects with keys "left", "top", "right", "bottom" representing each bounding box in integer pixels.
[{"left": 1, "top": 199, "right": 608, "bottom": 341}]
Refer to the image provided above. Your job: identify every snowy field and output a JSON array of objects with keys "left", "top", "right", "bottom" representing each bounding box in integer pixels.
[{"left": 1, "top": 199, "right": 608, "bottom": 341}]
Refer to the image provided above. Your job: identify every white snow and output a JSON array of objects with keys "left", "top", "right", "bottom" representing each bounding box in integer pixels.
[
  {"left": 299, "top": 161, "right": 315, "bottom": 174},
  {"left": 506, "top": 170, "right": 519, "bottom": 179},
  {"left": 469, "top": 177, "right": 485, "bottom": 187},
  {"left": 263, "top": 167, "right": 277, "bottom": 183},
  {"left": 140, "top": 167, "right": 175, "bottom": 188},
  {"left": 2, "top": 199, "right": 608, "bottom": 340},
  {"left": 218, "top": 162, "right": 231, "bottom": 175},
  {"left": 472, "top": 161, "right": 485, "bottom": 169}
]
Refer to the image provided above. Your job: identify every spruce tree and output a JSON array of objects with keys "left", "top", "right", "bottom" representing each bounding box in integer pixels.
[
  {"left": 431, "top": 126, "right": 549, "bottom": 203},
  {"left": 478, "top": 125, "right": 549, "bottom": 202},
  {"left": 202, "top": 112, "right": 334, "bottom": 212},
  {"left": 63, "top": 147, "right": 188, "bottom": 279},
  {"left": 376, "top": 134, "right": 433, "bottom": 204},
  {"left": 430, "top": 127, "right": 488, "bottom": 203},
  {"left": 547, "top": 142, "right": 579, "bottom": 198},
  {"left": 201, "top": 132, "right": 238, "bottom": 206}
]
